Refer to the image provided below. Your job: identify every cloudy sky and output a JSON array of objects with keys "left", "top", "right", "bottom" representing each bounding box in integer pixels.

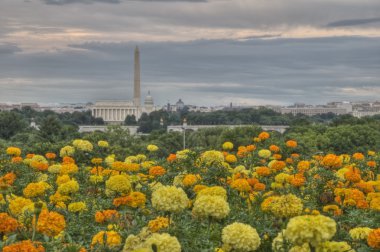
[{"left": 0, "top": 0, "right": 380, "bottom": 106}]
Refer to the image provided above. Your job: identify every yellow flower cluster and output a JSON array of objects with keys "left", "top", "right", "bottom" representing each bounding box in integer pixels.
[
  {"left": 349, "top": 227, "right": 373, "bottom": 240},
  {"left": 105, "top": 175, "right": 131, "bottom": 195},
  {"left": 222, "top": 141, "right": 234, "bottom": 150},
  {"left": 9, "top": 196, "right": 33, "bottom": 216},
  {"left": 57, "top": 179, "right": 80, "bottom": 195},
  {"left": 148, "top": 217, "right": 169, "bottom": 232},
  {"left": 192, "top": 195, "right": 230, "bottom": 220},
  {"left": 6, "top": 147, "right": 21, "bottom": 156},
  {"left": 91, "top": 231, "right": 122, "bottom": 248},
  {"left": 258, "top": 149, "right": 271, "bottom": 158},
  {"left": 68, "top": 202, "right": 87, "bottom": 213},
  {"left": 23, "top": 181, "right": 50, "bottom": 198},
  {"left": 145, "top": 233, "right": 181, "bottom": 252},
  {"left": 196, "top": 186, "right": 227, "bottom": 200},
  {"left": 151, "top": 186, "right": 189, "bottom": 213},
  {"left": 98, "top": 140, "right": 109, "bottom": 148},
  {"left": 72, "top": 139, "right": 93, "bottom": 152},
  {"left": 267, "top": 194, "right": 303, "bottom": 218},
  {"left": 284, "top": 215, "right": 336, "bottom": 247},
  {"left": 200, "top": 150, "right": 225, "bottom": 165},
  {"left": 222, "top": 222, "right": 261, "bottom": 252},
  {"left": 147, "top": 144, "right": 159, "bottom": 152},
  {"left": 59, "top": 146, "right": 75, "bottom": 157}
]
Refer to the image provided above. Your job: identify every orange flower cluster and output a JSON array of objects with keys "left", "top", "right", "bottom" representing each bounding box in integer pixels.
[
  {"left": 148, "top": 216, "right": 170, "bottom": 232},
  {"left": 352, "top": 152, "right": 365, "bottom": 161},
  {"left": 289, "top": 173, "right": 306, "bottom": 187},
  {"left": 95, "top": 210, "right": 120, "bottom": 223},
  {"left": 322, "top": 154, "right": 342, "bottom": 169},
  {"left": 45, "top": 152, "right": 56, "bottom": 159},
  {"left": 11, "top": 156, "right": 23, "bottom": 163},
  {"left": 270, "top": 161, "right": 286, "bottom": 172},
  {"left": 2, "top": 240, "right": 45, "bottom": 252},
  {"left": 0, "top": 172, "right": 16, "bottom": 186},
  {"left": 0, "top": 213, "right": 19, "bottom": 234},
  {"left": 31, "top": 161, "right": 49, "bottom": 171},
  {"left": 286, "top": 140, "right": 298, "bottom": 148},
  {"left": 258, "top": 131, "right": 270, "bottom": 140},
  {"left": 334, "top": 188, "right": 367, "bottom": 209},
  {"left": 167, "top": 153, "right": 176, "bottom": 162},
  {"left": 269, "top": 145, "right": 280, "bottom": 153},
  {"left": 149, "top": 166, "right": 166, "bottom": 176},
  {"left": 344, "top": 166, "right": 361, "bottom": 183},
  {"left": 230, "top": 179, "right": 251, "bottom": 192},
  {"left": 36, "top": 209, "right": 66, "bottom": 237},
  {"left": 113, "top": 192, "right": 146, "bottom": 208},
  {"left": 256, "top": 167, "right": 271, "bottom": 177},
  {"left": 367, "top": 228, "right": 380, "bottom": 249}
]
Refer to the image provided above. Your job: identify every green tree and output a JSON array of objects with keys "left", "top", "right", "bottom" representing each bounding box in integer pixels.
[
  {"left": 38, "top": 115, "right": 63, "bottom": 142},
  {"left": 0, "top": 111, "right": 27, "bottom": 139}
]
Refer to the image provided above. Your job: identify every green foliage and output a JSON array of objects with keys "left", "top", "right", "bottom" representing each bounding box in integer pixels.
[{"left": 0, "top": 111, "right": 28, "bottom": 139}]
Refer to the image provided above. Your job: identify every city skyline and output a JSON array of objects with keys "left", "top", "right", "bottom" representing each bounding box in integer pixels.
[{"left": 0, "top": 0, "right": 379, "bottom": 105}]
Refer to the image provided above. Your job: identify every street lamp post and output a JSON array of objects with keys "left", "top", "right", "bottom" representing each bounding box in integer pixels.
[{"left": 182, "top": 118, "right": 187, "bottom": 149}]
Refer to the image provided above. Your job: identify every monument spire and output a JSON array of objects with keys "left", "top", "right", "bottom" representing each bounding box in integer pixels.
[{"left": 133, "top": 45, "right": 141, "bottom": 107}]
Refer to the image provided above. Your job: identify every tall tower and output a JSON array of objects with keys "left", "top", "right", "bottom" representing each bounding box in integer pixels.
[{"left": 133, "top": 46, "right": 141, "bottom": 107}]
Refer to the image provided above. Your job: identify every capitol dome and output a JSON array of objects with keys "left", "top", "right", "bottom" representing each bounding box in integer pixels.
[{"left": 144, "top": 91, "right": 154, "bottom": 106}]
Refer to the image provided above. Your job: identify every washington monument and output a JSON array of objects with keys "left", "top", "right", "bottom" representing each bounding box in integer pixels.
[{"left": 133, "top": 46, "right": 141, "bottom": 107}]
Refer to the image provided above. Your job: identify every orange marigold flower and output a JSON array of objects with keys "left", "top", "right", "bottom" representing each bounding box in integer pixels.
[
  {"left": 367, "top": 161, "right": 377, "bottom": 168},
  {"left": 289, "top": 173, "right": 306, "bottom": 187},
  {"left": 253, "top": 183, "right": 266, "bottom": 191},
  {"left": 352, "top": 152, "right": 365, "bottom": 161},
  {"left": 95, "top": 210, "right": 120, "bottom": 223},
  {"left": 322, "top": 154, "right": 342, "bottom": 169},
  {"left": 149, "top": 166, "right": 166, "bottom": 176},
  {"left": 2, "top": 240, "right": 45, "bottom": 252},
  {"left": 111, "top": 161, "right": 128, "bottom": 172},
  {"left": 36, "top": 209, "right": 66, "bottom": 237},
  {"left": 367, "top": 228, "right": 380, "bottom": 249},
  {"left": 291, "top": 153, "right": 300, "bottom": 159},
  {"left": 148, "top": 216, "right": 170, "bottom": 232},
  {"left": 0, "top": 172, "right": 16, "bottom": 185},
  {"left": 344, "top": 166, "right": 361, "bottom": 183},
  {"left": 258, "top": 131, "right": 270, "bottom": 140},
  {"left": 269, "top": 145, "right": 280, "bottom": 153},
  {"left": 167, "top": 154, "right": 176, "bottom": 162},
  {"left": 271, "top": 161, "right": 286, "bottom": 171},
  {"left": 62, "top": 156, "right": 75, "bottom": 164},
  {"left": 285, "top": 158, "right": 293, "bottom": 164},
  {"left": 286, "top": 140, "right": 298, "bottom": 148},
  {"left": 247, "top": 178, "right": 259, "bottom": 186},
  {"left": 256, "top": 166, "right": 271, "bottom": 177},
  {"left": 45, "top": 152, "right": 56, "bottom": 159},
  {"left": 297, "top": 161, "right": 310, "bottom": 172},
  {"left": 11, "top": 156, "right": 23, "bottom": 163},
  {"left": 246, "top": 145, "right": 256, "bottom": 152},
  {"left": 230, "top": 179, "right": 251, "bottom": 192},
  {"left": 26, "top": 153, "right": 35, "bottom": 159},
  {"left": 272, "top": 154, "right": 282, "bottom": 160},
  {"left": 183, "top": 174, "right": 200, "bottom": 187},
  {"left": 0, "top": 213, "right": 19, "bottom": 234},
  {"left": 31, "top": 161, "right": 49, "bottom": 171}
]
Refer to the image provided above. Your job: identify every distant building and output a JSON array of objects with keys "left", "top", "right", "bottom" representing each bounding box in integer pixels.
[
  {"left": 175, "top": 99, "right": 185, "bottom": 111},
  {"left": 280, "top": 105, "right": 349, "bottom": 116},
  {"left": 91, "top": 46, "right": 155, "bottom": 124}
]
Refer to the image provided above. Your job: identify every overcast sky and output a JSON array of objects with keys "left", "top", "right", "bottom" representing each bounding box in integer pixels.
[{"left": 0, "top": 0, "right": 379, "bottom": 106}]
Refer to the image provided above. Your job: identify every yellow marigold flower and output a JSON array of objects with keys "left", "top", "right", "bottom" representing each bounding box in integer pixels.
[
  {"left": 297, "top": 161, "right": 310, "bottom": 171},
  {"left": 144, "top": 233, "right": 181, "bottom": 252},
  {"left": 222, "top": 222, "right": 261, "bottom": 252},
  {"left": 230, "top": 178, "right": 251, "bottom": 192},
  {"left": 124, "top": 192, "right": 147, "bottom": 208},
  {"left": 192, "top": 195, "right": 230, "bottom": 220},
  {"left": 105, "top": 155, "right": 115, "bottom": 167},
  {"left": 148, "top": 217, "right": 170, "bottom": 232},
  {"left": 98, "top": 140, "right": 109, "bottom": 148},
  {"left": 193, "top": 184, "right": 207, "bottom": 193},
  {"left": 152, "top": 186, "right": 189, "bottom": 213},
  {"left": 68, "top": 202, "right": 87, "bottom": 213},
  {"left": 6, "top": 147, "right": 21, "bottom": 156},
  {"left": 201, "top": 150, "right": 225, "bottom": 165},
  {"left": 222, "top": 142, "right": 234, "bottom": 150},
  {"left": 56, "top": 175, "right": 71, "bottom": 185},
  {"left": 9, "top": 196, "right": 33, "bottom": 216},
  {"left": 367, "top": 228, "right": 380, "bottom": 249},
  {"left": 147, "top": 144, "right": 159, "bottom": 152},
  {"left": 59, "top": 146, "right": 75, "bottom": 157},
  {"left": 48, "top": 164, "right": 62, "bottom": 174},
  {"left": 37, "top": 209, "right": 66, "bottom": 237},
  {"left": 225, "top": 154, "right": 237, "bottom": 163},
  {"left": 90, "top": 175, "right": 104, "bottom": 184},
  {"left": 182, "top": 174, "right": 200, "bottom": 187},
  {"left": 316, "top": 241, "right": 354, "bottom": 252},
  {"left": 284, "top": 215, "right": 336, "bottom": 247},
  {"left": 196, "top": 186, "right": 227, "bottom": 200},
  {"left": 258, "top": 149, "right": 271, "bottom": 159},
  {"left": 91, "top": 231, "right": 121, "bottom": 248},
  {"left": 91, "top": 158, "right": 103, "bottom": 165},
  {"left": 49, "top": 192, "right": 71, "bottom": 204},
  {"left": 268, "top": 194, "right": 303, "bottom": 218},
  {"left": 2, "top": 240, "right": 45, "bottom": 252},
  {"left": 60, "top": 163, "right": 78, "bottom": 175},
  {"left": 23, "top": 181, "right": 50, "bottom": 198},
  {"left": 349, "top": 227, "right": 373, "bottom": 241},
  {"left": 72, "top": 139, "right": 93, "bottom": 152},
  {"left": 57, "top": 180, "right": 79, "bottom": 195},
  {"left": 176, "top": 149, "right": 191, "bottom": 160},
  {"left": 370, "top": 197, "right": 380, "bottom": 211},
  {"left": 106, "top": 175, "right": 131, "bottom": 195}
]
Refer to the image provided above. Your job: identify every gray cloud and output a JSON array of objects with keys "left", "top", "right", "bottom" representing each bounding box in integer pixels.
[
  {"left": 43, "top": 0, "right": 205, "bottom": 5},
  {"left": 0, "top": 43, "right": 22, "bottom": 55},
  {"left": 327, "top": 17, "right": 380, "bottom": 27},
  {"left": 0, "top": 37, "right": 379, "bottom": 106}
]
